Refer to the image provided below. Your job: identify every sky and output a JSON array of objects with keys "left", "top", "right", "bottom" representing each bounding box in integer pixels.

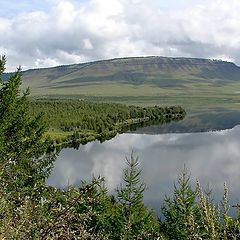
[{"left": 0, "top": 0, "right": 240, "bottom": 71}]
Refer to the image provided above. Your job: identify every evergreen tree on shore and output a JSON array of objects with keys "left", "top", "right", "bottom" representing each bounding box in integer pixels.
[{"left": 0, "top": 56, "right": 55, "bottom": 200}]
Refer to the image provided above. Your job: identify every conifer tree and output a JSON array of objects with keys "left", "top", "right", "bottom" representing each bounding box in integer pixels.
[
  {"left": 0, "top": 56, "right": 55, "bottom": 200},
  {"left": 117, "top": 153, "right": 159, "bottom": 239},
  {"left": 161, "top": 166, "right": 198, "bottom": 239}
]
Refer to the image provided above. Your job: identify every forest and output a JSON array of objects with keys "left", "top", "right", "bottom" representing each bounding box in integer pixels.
[
  {"left": 30, "top": 100, "right": 185, "bottom": 148},
  {"left": 0, "top": 56, "right": 240, "bottom": 239}
]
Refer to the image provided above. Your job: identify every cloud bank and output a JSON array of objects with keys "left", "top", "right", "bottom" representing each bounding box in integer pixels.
[{"left": 1, "top": 0, "right": 240, "bottom": 71}]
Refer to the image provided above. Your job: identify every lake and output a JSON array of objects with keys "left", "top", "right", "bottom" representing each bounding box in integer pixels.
[{"left": 48, "top": 125, "right": 240, "bottom": 216}]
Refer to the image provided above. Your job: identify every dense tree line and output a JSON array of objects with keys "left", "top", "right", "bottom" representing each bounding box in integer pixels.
[
  {"left": 30, "top": 100, "right": 185, "bottom": 132},
  {"left": 30, "top": 100, "right": 185, "bottom": 146},
  {"left": 1, "top": 57, "right": 240, "bottom": 239}
]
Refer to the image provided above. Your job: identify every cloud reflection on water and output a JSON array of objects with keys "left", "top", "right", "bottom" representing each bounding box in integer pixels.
[{"left": 48, "top": 126, "right": 240, "bottom": 212}]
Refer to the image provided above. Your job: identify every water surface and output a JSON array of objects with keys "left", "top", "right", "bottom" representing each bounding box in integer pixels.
[{"left": 48, "top": 126, "right": 240, "bottom": 214}]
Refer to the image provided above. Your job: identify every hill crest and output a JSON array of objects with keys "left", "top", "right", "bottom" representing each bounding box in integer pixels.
[
  {"left": 2, "top": 56, "right": 240, "bottom": 102},
  {"left": 21, "top": 56, "right": 238, "bottom": 72}
]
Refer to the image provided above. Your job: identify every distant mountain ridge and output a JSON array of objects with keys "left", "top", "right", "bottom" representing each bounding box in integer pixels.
[
  {"left": 4, "top": 55, "right": 240, "bottom": 78},
  {"left": 2, "top": 56, "right": 240, "bottom": 101},
  {"left": 18, "top": 56, "right": 240, "bottom": 71}
]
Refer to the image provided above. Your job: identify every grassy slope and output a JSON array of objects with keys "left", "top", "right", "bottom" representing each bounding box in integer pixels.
[{"left": 10, "top": 56, "right": 240, "bottom": 119}]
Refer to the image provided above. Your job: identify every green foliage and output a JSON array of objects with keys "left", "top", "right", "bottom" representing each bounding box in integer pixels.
[
  {"left": 30, "top": 100, "right": 186, "bottom": 147},
  {"left": 30, "top": 100, "right": 185, "bottom": 132},
  {"left": 161, "top": 169, "right": 240, "bottom": 240},
  {"left": 161, "top": 166, "right": 198, "bottom": 239},
  {"left": 197, "top": 182, "right": 221, "bottom": 239},
  {"left": 117, "top": 153, "right": 160, "bottom": 239},
  {"left": 0, "top": 179, "right": 108, "bottom": 239},
  {"left": 0, "top": 57, "right": 55, "bottom": 201}
]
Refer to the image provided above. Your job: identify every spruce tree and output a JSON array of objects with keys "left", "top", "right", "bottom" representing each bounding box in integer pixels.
[
  {"left": 0, "top": 56, "right": 55, "bottom": 201},
  {"left": 117, "top": 153, "right": 159, "bottom": 239},
  {"left": 161, "top": 166, "right": 198, "bottom": 239}
]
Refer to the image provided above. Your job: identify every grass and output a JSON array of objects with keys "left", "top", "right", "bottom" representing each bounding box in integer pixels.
[
  {"left": 44, "top": 129, "right": 72, "bottom": 141},
  {"left": 26, "top": 81, "right": 240, "bottom": 110}
]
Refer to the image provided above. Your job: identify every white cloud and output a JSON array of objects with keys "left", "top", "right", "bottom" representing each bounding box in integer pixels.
[
  {"left": 35, "top": 57, "right": 59, "bottom": 68},
  {"left": 83, "top": 38, "right": 93, "bottom": 50},
  {"left": 1, "top": 0, "right": 240, "bottom": 71}
]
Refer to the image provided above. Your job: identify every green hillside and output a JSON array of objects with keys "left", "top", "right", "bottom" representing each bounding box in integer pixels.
[{"left": 4, "top": 56, "right": 240, "bottom": 119}]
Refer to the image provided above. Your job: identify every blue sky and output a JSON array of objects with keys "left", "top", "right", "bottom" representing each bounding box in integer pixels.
[
  {"left": 0, "top": 0, "right": 51, "bottom": 17},
  {"left": 0, "top": 0, "right": 239, "bottom": 71}
]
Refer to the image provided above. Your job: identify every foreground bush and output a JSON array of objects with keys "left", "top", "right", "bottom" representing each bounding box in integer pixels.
[{"left": 1, "top": 162, "right": 240, "bottom": 239}]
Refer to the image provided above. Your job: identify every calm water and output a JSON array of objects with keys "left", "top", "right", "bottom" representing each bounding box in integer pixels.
[{"left": 48, "top": 125, "right": 240, "bottom": 215}]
